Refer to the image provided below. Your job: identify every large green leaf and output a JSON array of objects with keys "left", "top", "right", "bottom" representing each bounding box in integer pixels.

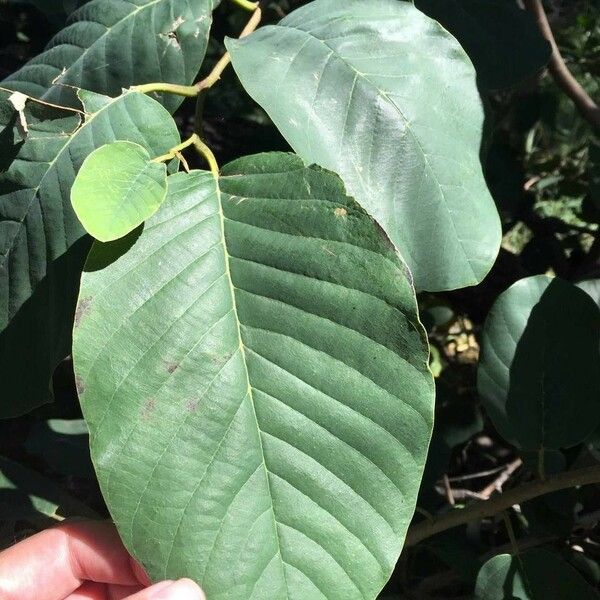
[
  {"left": 477, "top": 275, "right": 600, "bottom": 450},
  {"left": 71, "top": 141, "right": 168, "bottom": 241},
  {"left": 0, "top": 90, "right": 180, "bottom": 418},
  {"left": 475, "top": 549, "right": 600, "bottom": 600},
  {"left": 414, "top": 0, "right": 551, "bottom": 90},
  {"left": 2, "top": 0, "right": 218, "bottom": 113},
  {"left": 73, "top": 154, "right": 434, "bottom": 599},
  {"left": 226, "top": 0, "right": 501, "bottom": 292}
]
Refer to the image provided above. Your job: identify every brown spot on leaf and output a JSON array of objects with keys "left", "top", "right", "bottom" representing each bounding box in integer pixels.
[
  {"left": 74, "top": 297, "right": 92, "bottom": 328},
  {"left": 165, "top": 361, "right": 179, "bottom": 374},
  {"left": 141, "top": 398, "right": 156, "bottom": 420},
  {"left": 186, "top": 400, "right": 199, "bottom": 413},
  {"left": 334, "top": 207, "right": 347, "bottom": 218}
]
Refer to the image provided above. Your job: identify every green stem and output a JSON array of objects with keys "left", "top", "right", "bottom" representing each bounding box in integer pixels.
[
  {"left": 130, "top": 82, "right": 199, "bottom": 97},
  {"left": 132, "top": 6, "right": 262, "bottom": 98},
  {"left": 192, "top": 136, "right": 219, "bottom": 177},
  {"left": 196, "top": 52, "right": 234, "bottom": 92},
  {"left": 151, "top": 135, "right": 200, "bottom": 163},
  {"left": 228, "top": 0, "right": 258, "bottom": 11},
  {"left": 153, "top": 134, "right": 219, "bottom": 176},
  {"left": 405, "top": 464, "right": 600, "bottom": 547},
  {"left": 195, "top": 5, "right": 262, "bottom": 91},
  {"left": 538, "top": 447, "right": 546, "bottom": 482},
  {"left": 502, "top": 511, "right": 520, "bottom": 556}
]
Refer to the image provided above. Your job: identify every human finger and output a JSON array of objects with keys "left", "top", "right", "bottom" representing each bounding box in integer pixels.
[
  {"left": 124, "top": 579, "right": 205, "bottom": 600},
  {"left": 0, "top": 521, "right": 148, "bottom": 600}
]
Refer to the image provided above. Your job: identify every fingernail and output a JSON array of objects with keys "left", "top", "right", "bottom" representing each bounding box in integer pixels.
[
  {"left": 151, "top": 579, "right": 205, "bottom": 599},
  {"left": 146, "top": 580, "right": 175, "bottom": 598}
]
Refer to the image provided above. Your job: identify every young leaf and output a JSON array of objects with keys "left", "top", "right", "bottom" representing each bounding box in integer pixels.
[
  {"left": 0, "top": 89, "right": 180, "bottom": 418},
  {"left": 226, "top": 0, "right": 501, "bottom": 292},
  {"left": 477, "top": 275, "right": 600, "bottom": 450},
  {"left": 73, "top": 154, "right": 435, "bottom": 599},
  {"left": 475, "top": 549, "right": 600, "bottom": 600},
  {"left": 2, "top": 0, "right": 219, "bottom": 113},
  {"left": 414, "top": 0, "right": 551, "bottom": 90},
  {"left": 72, "top": 141, "right": 168, "bottom": 242}
]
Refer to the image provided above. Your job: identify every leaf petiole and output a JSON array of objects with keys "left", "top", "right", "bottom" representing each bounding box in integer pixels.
[{"left": 152, "top": 133, "right": 219, "bottom": 177}]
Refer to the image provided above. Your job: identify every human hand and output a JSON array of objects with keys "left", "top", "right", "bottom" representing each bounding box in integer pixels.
[{"left": 0, "top": 520, "right": 205, "bottom": 600}]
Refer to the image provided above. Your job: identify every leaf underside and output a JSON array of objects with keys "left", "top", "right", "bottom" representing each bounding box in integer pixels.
[
  {"left": 0, "top": 90, "right": 179, "bottom": 418},
  {"left": 226, "top": 0, "right": 501, "bottom": 292},
  {"left": 73, "top": 153, "right": 434, "bottom": 600}
]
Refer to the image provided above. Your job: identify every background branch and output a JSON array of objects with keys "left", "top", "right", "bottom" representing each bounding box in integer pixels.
[
  {"left": 524, "top": 0, "right": 600, "bottom": 130},
  {"left": 405, "top": 464, "right": 600, "bottom": 547}
]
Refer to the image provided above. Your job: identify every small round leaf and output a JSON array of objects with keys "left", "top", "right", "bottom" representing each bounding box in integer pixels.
[{"left": 71, "top": 141, "right": 168, "bottom": 242}]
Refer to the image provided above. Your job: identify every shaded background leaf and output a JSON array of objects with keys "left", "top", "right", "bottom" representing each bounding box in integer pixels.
[
  {"left": 475, "top": 549, "right": 600, "bottom": 600},
  {"left": 477, "top": 275, "right": 600, "bottom": 451},
  {"left": 0, "top": 90, "right": 179, "bottom": 418},
  {"left": 2, "top": 0, "right": 219, "bottom": 113},
  {"left": 226, "top": 0, "right": 501, "bottom": 292},
  {"left": 414, "top": 0, "right": 551, "bottom": 90}
]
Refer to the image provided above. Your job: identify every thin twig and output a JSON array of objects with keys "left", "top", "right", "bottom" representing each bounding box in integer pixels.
[
  {"left": 405, "top": 464, "right": 600, "bottom": 547},
  {"left": 442, "top": 474, "right": 455, "bottom": 506},
  {"left": 195, "top": 5, "right": 262, "bottom": 92},
  {"left": 435, "top": 486, "right": 486, "bottom": 501},
  {"left": 445, "top": 464, "right": 507, "bottom": 483},
  {"left": 477, "top": 458, "right": 523, "bottom": 499},
  {"left": 131, "top": 6, "right": 262, "bottom": 98},
  {"left": 523, "top": 0, "right": 600, "bottom": 130}
]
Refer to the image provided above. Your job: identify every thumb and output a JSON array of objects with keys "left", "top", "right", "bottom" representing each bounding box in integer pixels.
[{"left": 126, "top": 578, "right": 206, "bottom": 600}]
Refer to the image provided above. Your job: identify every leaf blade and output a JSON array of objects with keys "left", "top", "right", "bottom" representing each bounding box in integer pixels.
[
  {"left": 226, "top": 0, "right": 501, "bottom": 292},
  {"left": 2, "top": 0, "right": 219, "bottom": 113},
  {"left": 475, "top": 549, "right": 600, "bottom": 600},
  {"left": 73, "top": 154, "right": 435, "bottom": 599},
  {"left": 71, "top": 141, "right": 168, "bottom": 242},
  {"left": 477, "top": 275, "right": 600, "bottom": 450}
]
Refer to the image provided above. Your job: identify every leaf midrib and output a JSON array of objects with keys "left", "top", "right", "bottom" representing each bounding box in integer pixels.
[{"left": 214, "top": 173, "right": 292, "bottom": 598}]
